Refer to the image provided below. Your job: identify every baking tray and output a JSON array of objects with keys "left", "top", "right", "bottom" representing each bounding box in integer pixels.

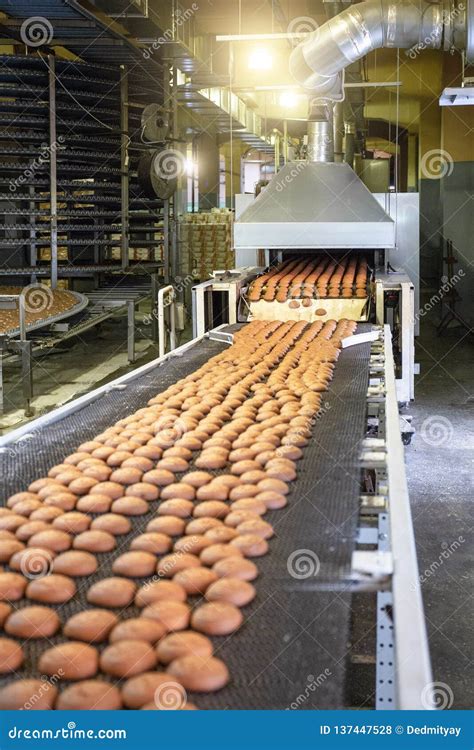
[{"left": 0, "top": 291, "right": 88, "bottom": 339}]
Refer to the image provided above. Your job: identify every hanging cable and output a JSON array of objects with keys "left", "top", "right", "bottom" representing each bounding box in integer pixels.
[
  {"left": 39, "top": 54, "right": 114, "bottom": 131},
  {"left": 140, "top": 124, "right": 164, "bottom": 146}
]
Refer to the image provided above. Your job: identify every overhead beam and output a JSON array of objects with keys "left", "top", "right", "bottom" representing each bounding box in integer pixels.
[
  {"left": 216, "top": 32, "right": 311, "bottom": 41},
  {"left": 268, "top": 0, "right": 289, "bottom": 33}
]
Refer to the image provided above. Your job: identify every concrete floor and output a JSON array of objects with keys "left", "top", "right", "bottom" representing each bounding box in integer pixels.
[
  {"left": 404, "top": 309, "right": 473, "bottom": 710},
  {"left": 1, "top": 304, "right": 472, "bottom": 709},
  {"left": 0, "top": 313, "right": 188, "bottom": 433}
]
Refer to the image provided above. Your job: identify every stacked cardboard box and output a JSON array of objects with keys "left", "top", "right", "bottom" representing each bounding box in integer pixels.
[
  {"left": 180, "top": 209, "right": 234, "bottom": 279},
  {"left": 110, "top": 246, "right": 163, "bottom": 263},
  {"left": 39, "top": 248, "right": 69, "bottom": 262}
]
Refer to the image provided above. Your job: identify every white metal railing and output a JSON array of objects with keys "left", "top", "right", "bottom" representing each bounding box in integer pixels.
[{"left": 157, "top": 285, "right": 177, "bottom": 359}]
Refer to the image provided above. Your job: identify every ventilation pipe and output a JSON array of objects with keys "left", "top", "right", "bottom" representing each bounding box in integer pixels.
[
  {"left": 323, "top": 0, "right": 348, "bottom": 163},
  {"left": 292, "top": 0, "right": 472, "bottom": 164},
  {"left": 290, "top": 0, "right": 471, "bottom": 99},
  {"left": 307, "top": 101, "right": 334, "bottom": 162},
  {"left": 344, "top": 121, "right": 356, "bottom": 168}
]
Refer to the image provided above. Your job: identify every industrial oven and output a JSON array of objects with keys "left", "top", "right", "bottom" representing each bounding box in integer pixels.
[{"left": 192, "top": 161, "right": 418, "bottom": 404}]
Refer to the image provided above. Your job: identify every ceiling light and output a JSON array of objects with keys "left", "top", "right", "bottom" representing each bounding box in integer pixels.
[
  {"left": 279, "top": 91, "right": 299, "bottom": 107},
  {"left": 248, "top": 49, "right": 273, "bottom": 71}
]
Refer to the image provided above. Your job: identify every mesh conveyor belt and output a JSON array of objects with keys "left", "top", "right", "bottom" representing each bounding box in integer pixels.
[{"left": 0, "top": 327, "right": 371, "bottom": 709}]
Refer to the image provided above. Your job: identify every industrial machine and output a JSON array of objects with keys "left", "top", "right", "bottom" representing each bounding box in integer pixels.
[
  {"left": 3, "top": 0, "right": 472, "bottom": 712},
  {"left": 192, "top": 0, "right": 474, "bottom": 408},
  {"left": 192, "top": 165, "right": 417, "bottom": 404},
  {"left": 0, "top": 157, "right": 431, "bottom": 709}
]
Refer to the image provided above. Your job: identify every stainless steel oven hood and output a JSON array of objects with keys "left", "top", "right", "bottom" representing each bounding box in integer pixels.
[{"left": 234, "top": 162, "right": 395, "bottom": 250}]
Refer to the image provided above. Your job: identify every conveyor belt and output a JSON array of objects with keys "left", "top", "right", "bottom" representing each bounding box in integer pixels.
[
  {"left": 0, "top": 263, "right": 162, "bottom": 276},
  {"left": 0, "top": 290, "right": 89, "bottom": 339},
  {"left": 0, "top": 327, "right": 371, "bottom": 709}
]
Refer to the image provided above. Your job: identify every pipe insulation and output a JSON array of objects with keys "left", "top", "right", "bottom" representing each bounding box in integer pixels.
[{"left": 290, "top": 0, "right": 471, "bottom": 97}]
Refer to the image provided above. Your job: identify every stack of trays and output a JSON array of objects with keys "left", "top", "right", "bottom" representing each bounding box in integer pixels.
[{"left": 180, "top": 210, "right": 234, "bottom": 279}]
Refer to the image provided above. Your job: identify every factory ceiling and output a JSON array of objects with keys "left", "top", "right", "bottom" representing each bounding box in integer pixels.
[{"left": 0, "top": 0, "right": 453, "bottom": 141}]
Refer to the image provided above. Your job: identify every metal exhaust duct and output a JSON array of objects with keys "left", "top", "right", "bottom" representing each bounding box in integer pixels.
[
  {"left": 344, "top": 121, "right": 356, "bottom": 168},
  {"left": 235, "top": 0, "right": 474, "bottom": 249},
  {"left": 307, "top": 101, "right": 334, "bottom": 162},
  {"left": 290, "top": 0, "right": 472, "bottom": 99}
]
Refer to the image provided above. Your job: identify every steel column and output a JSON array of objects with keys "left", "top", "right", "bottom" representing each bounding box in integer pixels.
[
  {"left": 11, "top": 340, "right": 34, "bottom": 417},
  {"left": 48, "top": 56, "right": 58, "bottom": 290},
  {"left": 120, "top": 66, "right": 130, "bottom": 269},
  {"left": 151, "top": 273, "right": 160, "bottom": 343},
  {"left": 171, "top": 65, "right": 179, "bottom": 280},
  {"left": 163, "top": 66, "right": 171, "bottom": 283},
  {"left": 127, "top": 300, "right": 135, "bottom": 363},
  {"left": 29, "top": 185, "right": 37, "bottom": 278}
]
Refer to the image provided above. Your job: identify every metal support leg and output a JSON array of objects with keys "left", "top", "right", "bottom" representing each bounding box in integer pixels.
[
  {"left": 18, "top": 341, "right": 33, "bottom": 417},
  {"left": 191, "top": 287, "right": 198, "bottom": 339},
  {"left": 437, "top": 302, "right": 472, "bottom": 335},
  {"left": 227, "top": 283, "right": 237, "bottom": 325},
  {"left": 169, "top": 298, "right": 177, "bottom": 351},
  {"left": 375, "top": 280, "right": 384, "bottom": 325},
  {"left": 151, "top": 274, "right": 159, "bottom": 343},
  {"left": 158, "top": 286, "right": 175, "bottom": 359},
  {"left": 399, "top": 281, "right": 415, "bottom": 402},
  {"left": 127, "top": 300, "right": 135, "bottom": 364},
  {"left": 206, "top": 289, "right": 213, "bottom": 330},
  {"left": 192, "top": 281, "right": 213, "bottom": 338}
]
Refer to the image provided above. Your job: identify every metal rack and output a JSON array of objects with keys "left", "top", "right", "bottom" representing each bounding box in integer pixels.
[
  {"left": 0, "top": 290, "right": 88, "bottom": 416},
  {"left": 0, "top": 283, "right": 157, "bottom": 416},
  {"left": 0, "top": 54, "right": 165, "bottom": 284}
]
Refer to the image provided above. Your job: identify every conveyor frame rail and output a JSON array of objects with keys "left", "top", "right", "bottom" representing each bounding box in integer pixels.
[{"left": 354, "top": 327, "right": 433, "bottom": 709}]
